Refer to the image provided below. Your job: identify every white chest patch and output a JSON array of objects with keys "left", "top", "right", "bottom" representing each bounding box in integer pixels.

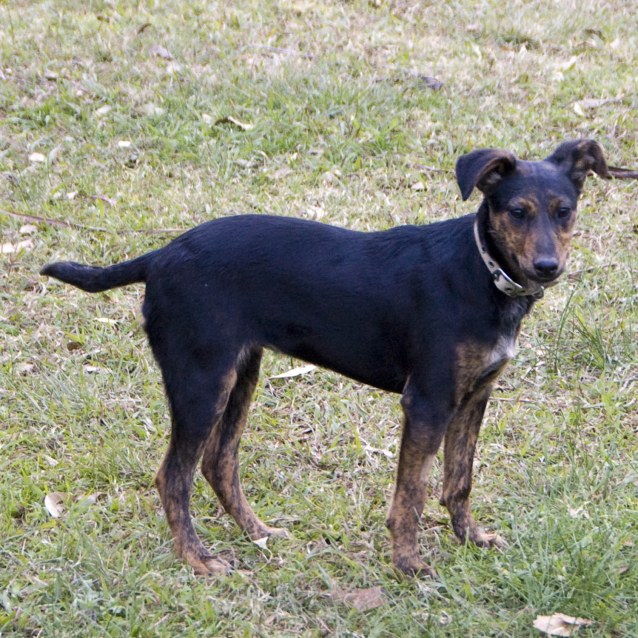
[{"left": 488, "top": 335, "right": 517, "bottom": 366}]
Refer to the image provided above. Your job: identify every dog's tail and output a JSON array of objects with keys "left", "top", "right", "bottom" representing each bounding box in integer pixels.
[{"left": 40, "top": 251, "right": 157, "bottom": 293}]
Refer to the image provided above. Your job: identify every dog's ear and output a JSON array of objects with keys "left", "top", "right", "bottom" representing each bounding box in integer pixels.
[
  {"left": 455, "top": 149, "right": 517, "bottom": 201},
  {"left": 546, "top": 139, "right": 609, "bottom": 191}
]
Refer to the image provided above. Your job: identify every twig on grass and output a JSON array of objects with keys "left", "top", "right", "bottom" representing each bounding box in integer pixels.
[{"left": 1, "top": 208, "right": 182, "bottom": 235}]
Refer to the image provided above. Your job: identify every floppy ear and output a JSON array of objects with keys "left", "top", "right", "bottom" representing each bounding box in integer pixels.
[
  {"left": 546, "top": 139, "right": 609, "bottom": 191},
  {"left": 455, "top": 149, "right": 517, "bottom": 201}
]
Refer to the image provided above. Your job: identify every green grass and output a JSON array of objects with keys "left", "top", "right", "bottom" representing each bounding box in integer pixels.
[{"left": 1, "top": 1, "right": 637, "bottom": 636}]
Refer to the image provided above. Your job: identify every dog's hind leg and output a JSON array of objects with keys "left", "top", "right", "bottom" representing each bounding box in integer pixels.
[
  {"left": 201, "top": 348, "right": 288, "bottom": 542},
  {"left": 154, "top": 358, "right": 238, "bottom": 576}
]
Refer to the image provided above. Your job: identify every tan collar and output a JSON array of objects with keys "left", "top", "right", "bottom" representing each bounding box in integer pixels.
[{"left": 473, "top": 220, "right": 548, "bottom": 299}]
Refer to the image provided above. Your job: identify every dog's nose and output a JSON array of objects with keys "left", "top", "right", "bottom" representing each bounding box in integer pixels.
[{"left": 533, "top": 257, "right": 559, "bottom": 279}]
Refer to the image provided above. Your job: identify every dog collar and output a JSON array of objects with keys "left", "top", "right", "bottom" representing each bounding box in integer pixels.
[{"left": 473, "top": 220, "right": 546, "bottom": 299}]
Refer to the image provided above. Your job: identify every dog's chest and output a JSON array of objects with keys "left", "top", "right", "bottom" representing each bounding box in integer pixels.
[{"left": 455, "top": 335, "right": 516, "bottom": 401}]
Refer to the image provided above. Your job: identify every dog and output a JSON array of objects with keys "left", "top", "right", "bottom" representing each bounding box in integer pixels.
[{"left": 41, "top": 139, "right": 614, "bottom": 577}]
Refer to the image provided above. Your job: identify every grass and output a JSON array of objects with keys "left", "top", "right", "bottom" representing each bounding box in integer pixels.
[{"left": 1, "top": 0, "right": 637, "bottom": 636}]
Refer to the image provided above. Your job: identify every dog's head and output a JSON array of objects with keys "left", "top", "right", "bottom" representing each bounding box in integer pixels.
[{"left": 456, "top": 140, "right": 609, "bottom": 286}]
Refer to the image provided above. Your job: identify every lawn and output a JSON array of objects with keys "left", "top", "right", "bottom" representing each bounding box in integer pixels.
[{"left": 1, "top": 1, "right": 637, "bottom": 636}]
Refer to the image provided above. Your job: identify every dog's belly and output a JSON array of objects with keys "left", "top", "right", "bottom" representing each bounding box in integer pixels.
[{"left": 269, "top": 334, "right": 408, "bottom": 393}]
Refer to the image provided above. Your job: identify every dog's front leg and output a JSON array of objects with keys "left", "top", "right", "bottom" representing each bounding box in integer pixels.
[
  {"left": 386, "top": 386, "right": 450, "bottom": 577},
  {"left": 440, "top": 388, "right": 504, "bottom": 548}
]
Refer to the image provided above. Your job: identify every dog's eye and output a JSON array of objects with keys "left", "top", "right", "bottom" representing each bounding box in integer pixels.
[
  {"left": 509, "top": 208, "right": 526, "bottom": 220},
  {"left": 556, "top": 207, "right": 572, "bottom": 219}
]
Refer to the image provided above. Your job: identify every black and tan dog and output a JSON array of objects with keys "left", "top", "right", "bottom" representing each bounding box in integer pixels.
[{"left": 42, "top": 140, "right": 621, "bottom": 577}]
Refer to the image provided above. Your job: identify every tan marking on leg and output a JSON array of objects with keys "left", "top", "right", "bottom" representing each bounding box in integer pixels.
[
  {"left": 201, "top": 349, "right": 287, "bottom": 541},
  {"left": 155, "top": 367, "right": 238, "bottom": 576},
  {"left": 441, "top": 387, "right": 504, "bottom": 549},
  {"left": 387, "top": 444, "right": 438, "bottom": 578}
]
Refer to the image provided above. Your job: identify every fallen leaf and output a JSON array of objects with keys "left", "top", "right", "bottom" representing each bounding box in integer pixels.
[
  {"left": 331, "top": 586, "right": 386, "bottom": 612},
  {"left": 573, "top": 102, "right": 586, "bottom": 117},
  {"left": 215, "top": 115, "right": 254, "bottom": 131},
  {"left": 83, "top": 365, "right": 103, "bottom": 373},
  {"left": 271, "top": 364, "right": 316, "bottom": 379},
  {"left": 533, "top": 613, "right": 593, "bottom": 636},
  {"left": 48, "top": 147, "right": 60, "bottom": 164},
  {"left": 94, "top": 105, "right": 112, "bottom": 117},
  {"left": 166, "top": 61, "right": 183, "bottom": 74},
  {"left": 1, "top": 239, "right": 33, "bottom": 254},
  {"left": 149, "top": 43, "right": 174, "bottom": 60},
  {"left": 77, "top": 493, "right": 100, "bottom": 507},
  {"left": 575, "top": 97, "right": 619, "bottom": 110},
  {"left": 95, "top": 317, "right": 118, "bottom": 325},
  {"left": 558, "top": 56, "right": 578, "bottom": 71},
  {"left": 15, "top": 362, "right": 35, "bottom": 375},
  {"left": 141, "top": 103, "right": 165, "bottom": 117},
  {"left": 271, "top": 166, "right": 293, "bottom": 180},
  {"left": 44, "top": 492, "right": 67, "bottom": 518},
  {"left": 417, "top": 75, "right": 443, "bottom": 90}
]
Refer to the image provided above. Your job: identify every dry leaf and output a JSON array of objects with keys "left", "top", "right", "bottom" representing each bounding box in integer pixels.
[
  {"left": 142, "top": 103, "right": 165, "bottom": 117},
  {"left": 1, "top": 239, "right": 33, "bottom": 254},
  {"left": 533, "top": 613, "right": 593, "bottom": 636},
  {"left": 15, "top": 362, "right": 35, "bottom": 375},
  {"left": 558, "top": 56, "right": 578, "bottom": 71},
  {"left": 149, "top": 43, "right": 174, "bottom": 60},
  {"left": 95, "top": 317, "right": 118, "bottom": 325},
  {"left": 20, "top": 224, "right": 38, "bottom": 235},
  {"left": 215, "top": 115, "right": 254, "bottom": 131},
  {"left": 420, "top": 75, "right": 443, "bottom": 90},
  {"left": 83, "top": 365, "right": 103, "bottom": 373},
  {"left": 253, "top": 537, "right": 269, "bottom": 549},
  {"left": 95, "top": 105, "right": 112, "bottom": 117},
  {"left": 271, "top": 364, "right": 316, "bottom": 379},
  {"left": 331, "top": 586, "right": 386, "bottom": 612},
  {"left": 77, "top": 493, "right": 100, "bottom": 507},
  {"left": 44, "top": 492, "right": 67, "bottom": 518}
]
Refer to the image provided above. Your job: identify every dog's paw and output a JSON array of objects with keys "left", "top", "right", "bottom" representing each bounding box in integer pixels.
[
  {"left": 393, "top": 555, "right": 438, "bottom": 579},
  {"left": 251, "top": 524, "right": 290, "bottom": 542},
  {"left": 264, "top": 525, "right": 290, "bottom": 539},
  {"left": 469, "top": 528, "right": 506, "bottom": 549},
  {"left": 187, "top": 552, "right": 233, "bottom": 576}
]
